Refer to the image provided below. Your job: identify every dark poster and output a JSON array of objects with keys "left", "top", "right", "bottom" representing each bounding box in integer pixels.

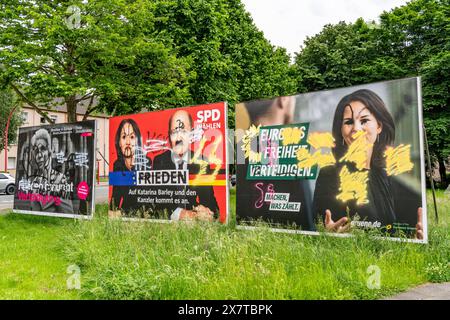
[
  {"left": 13, "top": 120, "right": 96, "bottom": 218},
  {"left": 236, "top": 78, "right": 427, "bottom": 242}
]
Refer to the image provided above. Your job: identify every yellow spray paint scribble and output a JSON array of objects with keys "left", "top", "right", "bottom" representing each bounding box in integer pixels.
[
  {"left": 241, "top": 124, "right": 261, "bottom": 163},
  {"left": 339, "top": 131, "right": 372, "bottom": 170},
  {"left": 281, "top": 127, "right": 302, "bottom": 145},
  {"left": 336, "top": 166, "right": 369, "bottom": 205},
  {"left": 296, "top": 131, "right": 336, "bottom": 169},
  {"left": 296, "top": 148, "right": 335, "bottom": 169},
  {"left": 200, "top": 135, "right": 223, "bottom": 183},
  {"left": 296, "top": 148, "right": 317, "bottom": 168},
  {"left": 307, "top": 132, "right": 335, "bottom": 149},
  {"left": 190, "top": 135, "right": 223, "bottom": 185},
  {"left": 190, "top": 136, "right": 209, "bottom": 175},
  {"left": 385, "top": 144, "right": 414, "bottom": 176},
  {"left": 313, "top": 152, "right": 336, "bottom": 168}
]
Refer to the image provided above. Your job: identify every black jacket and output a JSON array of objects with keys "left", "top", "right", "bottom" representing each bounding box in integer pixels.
[
  {"left": 313, "top": 163, "right": 395, "bottom": 225},
  {"left": 152, "top": 150, "right": 219, "bottom": 216},
  {"left": 313, "top": 162, "right": 421, "bottom": 235}
]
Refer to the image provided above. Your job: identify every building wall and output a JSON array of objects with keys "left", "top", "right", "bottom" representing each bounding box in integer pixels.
[{"left": 0, "top": 107, "right": 110, "bottom": 178}]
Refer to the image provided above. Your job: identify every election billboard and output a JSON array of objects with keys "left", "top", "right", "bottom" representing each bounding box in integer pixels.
[
  {"left": 13, "top": 120, "right": 97, "bottom": 218},
  {"left": 235, "top": 77, "right": 427, "bottom": 242},
  {"left": 108, "top": 102, "right": 229, "bottom": 223}
]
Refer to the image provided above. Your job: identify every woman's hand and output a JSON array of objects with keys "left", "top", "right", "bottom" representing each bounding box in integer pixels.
[
  {"left": 324, "top": 209, "right": 350, "bottom": 233},
  {"left": 416, "top": 207, "right": 424, "bottom": 240}
]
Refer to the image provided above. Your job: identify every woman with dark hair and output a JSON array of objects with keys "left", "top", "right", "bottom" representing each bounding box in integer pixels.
[
  {"left": 313, "top": 89, "right": 423, "bottom": 238},
  {"left": 113, "top": 118, "right": 151, "bottom": 171},
  {"left": 110, "top": 118, "right": 152, "bottom": 213}
]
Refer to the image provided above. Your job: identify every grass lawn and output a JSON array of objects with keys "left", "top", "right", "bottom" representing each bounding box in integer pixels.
[
  {"left": 0, "top": 188, "right": 448, "bottom": 300},
  {"left": 0, "top": 214, "right": 81, "bottom": 299}
]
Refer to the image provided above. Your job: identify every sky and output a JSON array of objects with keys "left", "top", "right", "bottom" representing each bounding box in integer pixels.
[{"left": 241, "top": 0, "right": 410, "bottom": 57}]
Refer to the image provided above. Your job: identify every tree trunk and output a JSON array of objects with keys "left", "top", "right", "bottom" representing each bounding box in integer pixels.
[
  {"left": 64, "top": 43, "right": 78, "bottom": 123},
  {"left": 437, "top": 156, "right": 448, "bottom": 189},
  {"left": 66, "top": 95, "right": 78, "bottom": 123}
]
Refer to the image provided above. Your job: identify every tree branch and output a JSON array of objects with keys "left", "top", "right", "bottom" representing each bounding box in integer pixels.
[
  {"left": 77, "top": 92, "right": 94, "bottom": 103},
  {"left": 82, "top": 94, "right": 100, "bottom": 121},
  {"left": 50, "top": 55, "right": 66, "bottom": 69},
  {"left": 38, "top": 65, "right": 63, "bottom": 78},
  {"left": 10, "top": 83, "right": 55, "bottom": 124}
]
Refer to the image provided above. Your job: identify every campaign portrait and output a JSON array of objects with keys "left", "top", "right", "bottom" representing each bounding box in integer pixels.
[
  {"left": 108, "top": 103, "right": 229, "bottom": 223},
  {"left": 13, "top": 120, "right": 96, "bottom": 218},
  {"left": 235, "top": 78, "right": 426, "bottom": 242}
]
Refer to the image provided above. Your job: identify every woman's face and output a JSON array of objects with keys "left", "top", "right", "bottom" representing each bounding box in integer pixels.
[
  {"left": 119, "top": 122, "right": 137, "bottom": 159},
  {"left": 341, "top": 101, "right": 381, "bottom": 146}
]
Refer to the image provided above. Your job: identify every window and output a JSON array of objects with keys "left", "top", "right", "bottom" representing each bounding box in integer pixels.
[
  {"left": 40, "top": 115, "right": 58, "bottom": 124},
  {"left": 8, "top": 157, "right": 16, "bottom": 170},
  {"left": 21, "top": 111, "right": 28, "bottom": 123},
  {"left": 0, "top": 174, "right": 6, "bottom": 179}
]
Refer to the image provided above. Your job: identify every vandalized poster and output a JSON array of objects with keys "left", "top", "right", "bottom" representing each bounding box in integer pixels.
[
  {"left": 236, "top": 78, "right": 427, "bottom": 242},
  {"left": 13, "top": 120, "right": 96, "bottom": 218},
  {"left": 108, "top": 103, "right": 229, "bottom": 223}
]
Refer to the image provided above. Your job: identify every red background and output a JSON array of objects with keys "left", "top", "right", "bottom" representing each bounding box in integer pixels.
[{"left": 109, "top": 102, "right": 228, "bottom": 222}]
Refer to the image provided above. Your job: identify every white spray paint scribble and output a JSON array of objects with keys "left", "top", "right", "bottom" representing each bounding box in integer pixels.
[
  {"left": 74, "top": 153, "right": 89, "bottom": 168},
  {"left": 143, "top": 139, "right": 171, "bottom": 154},
  {"left": 56, "top": 152, "right": 67, "bottom": 164}
]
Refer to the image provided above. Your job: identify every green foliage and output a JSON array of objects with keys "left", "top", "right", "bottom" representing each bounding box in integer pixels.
[
  {"left": 58, "top": 190, "right": 448, "bottom": 300},
  {"left": 0, "top": 214, "right": 79, "bottom": 299},
  {"left": 0, "top": 89, "right": 21, "bottom": 150},
  {"left": 380, "top": 0, "right": 450, "bottom": 182},
  {"left": 0, "top": 0, "right": 295, "bottom": 128},
  {"left": 148, "top": 0, "right": 296, "bottom": 128},
  {"left": 425, "top": 262, "right": 450, "bottom": 282},
  {"left": 292, "top": 19, "right": 397, "bottom": 92},
  {"left": 0, "top": 0, "right": 191, "bottom": 121},
  {"left": 421, "top": 51, "right": 450, "bottom": 161},
  {"left": 293, "top": 0, "right": 450, "bottom": 184}
]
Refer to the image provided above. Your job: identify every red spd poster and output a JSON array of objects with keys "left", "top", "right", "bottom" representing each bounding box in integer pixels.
[{"left": 109, "top": 103, "right": 229, "bottom": 223}]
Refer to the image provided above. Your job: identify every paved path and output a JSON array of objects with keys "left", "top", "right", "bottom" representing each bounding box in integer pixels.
[{"left": 386, "top": 282, "right": 450, "bottom": 300}]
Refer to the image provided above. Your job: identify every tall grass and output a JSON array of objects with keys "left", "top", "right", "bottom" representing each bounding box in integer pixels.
[
  {"left": 59, "top": 189, "right": 449, "bottom": 300},
  {"left": 0, "top": 214, "right": 80, "bottom": 299}
]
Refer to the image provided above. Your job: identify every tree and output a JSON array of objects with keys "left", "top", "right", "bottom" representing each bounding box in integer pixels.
[
  {"left": 0, "top": 0, "right": 190, "bottom": 123},
  {"left": 0, "top": 89, "right": 21, "bottom": 151},
  {"left": 421, "top": 51, "right": 450, "bottom": 187},
  {"left": 292, "top": 19, "right": 410, "bottom": 92},
  {"left": 0, "top": 0, "right": 295, "bottom": 130},
  {"left": 379, "top": 0, "right": 449, "bottom": 187},
  {"left": 149, "top": 0, "right": 296, "bottom": 128},
  {"left": 292, "top": 0, "right": 449, "bottom": 187}
]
